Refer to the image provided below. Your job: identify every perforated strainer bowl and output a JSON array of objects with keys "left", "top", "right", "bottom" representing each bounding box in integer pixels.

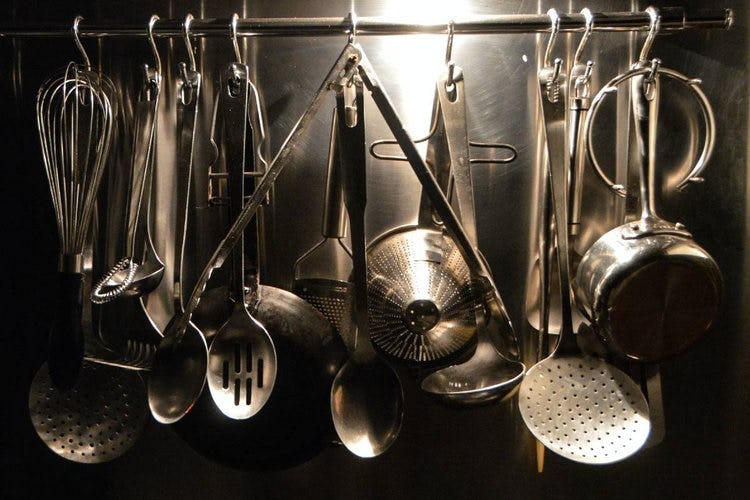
[
  {"left": 28, "top": 360, "right": 148, "bottom": 464},
  {"left": 366, "top": 227, "right": 476, "bottom": 363},
  {"left": 519, "top": 357, "right": 650, "bottom": 464}
]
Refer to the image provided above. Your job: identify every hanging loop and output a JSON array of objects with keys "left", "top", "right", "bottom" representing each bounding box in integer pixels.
[
  {"left": 183, "top": 14, "right": 197, "bottom": 72},
  {"left": 573, "top": 8, "right": 594, "bottom": 66},
  {"left": 638, "top": 6, "right": 661, "bottom": 63},
  {"left": 72, "top": 15, "right": 91, "bottom": 68},
  {"left": 147, "top": 15, "right": 162, "bottom": 76},
  {"left": 231, "top": 13, "right": 243, "bottom": 64}
]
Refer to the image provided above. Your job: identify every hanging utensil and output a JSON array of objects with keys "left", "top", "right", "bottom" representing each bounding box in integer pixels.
[
  {"left": 518, "top": 39, "right": 651, "bottom": 465},
  {"left": 207, "top": 61, "right": 277, "bottom": 420},
  {"left": 292, "top": 107, "right": 353, "bottom": 338},
  {"left": 92, "top": 16, "right": 165, "bottom": 304},
  {"left": 372, "top": 62, "right": 526, "bottom": 404},
  {"left": 147, "top": 28, "right": 362, "bottom": 427},
  {"left": 366, "top": 84, "right": 476, "bottom": 364},
  {"left": 330, "top": 76, "right": 404, "bottom": 458},
  {"left": 575, "top": 59, "right": 722, "bottom": 362},
  {"left": 36, "top": 16, "right": 115, "bottom": 388}
]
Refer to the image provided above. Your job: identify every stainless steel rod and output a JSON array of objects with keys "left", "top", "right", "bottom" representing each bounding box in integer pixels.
[{"left": 0, "top": 9, "right": 733, "bottom": 38}]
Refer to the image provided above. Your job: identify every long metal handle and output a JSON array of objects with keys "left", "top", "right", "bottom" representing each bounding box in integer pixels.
[
  {"left": 337, "top": 81, "right": 374, "bottom": 361},
  {"left": 632, "top": 61, "right": 661, "bottom": 221},
  {"left": 221, "top": 63, "right": 252, "bottom": 304},
  {"left": 0, "top": 9, "right": 731, "bottom": 37},
  {"left": 538, "top": 63, "right": 576, "bottom": 356},
  {"left": 322, "top": 107, "right": 347, "bottom": 239},
  {"left": 173, "top": 67, "right": 201, "bottom": 312}
]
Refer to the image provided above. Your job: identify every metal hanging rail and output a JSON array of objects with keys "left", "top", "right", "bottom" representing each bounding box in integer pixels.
[{"left": 0, "top": 8, "right": 733, "bottom": 38}]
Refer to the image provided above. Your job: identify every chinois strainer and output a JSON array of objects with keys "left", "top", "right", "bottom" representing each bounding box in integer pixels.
[
  {"left": 293, "top": 107, "right": 352, "bottom": 337},
  {"left": 28, "top": 360, "right": 148, "bottom": 463},
  {"left": 366, "top": 89, "right": 475, "bottom": 363}
]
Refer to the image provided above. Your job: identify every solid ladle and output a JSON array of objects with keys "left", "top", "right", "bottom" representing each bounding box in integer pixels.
[
  {"left": 207, "top": 62, "right": 277, "bottom": 420},
  {"left": 518, "top": 57, "right": 650, "bottom": 464},
  {"left": 330, "top": 80, "right": 403, "bottom": 458}
]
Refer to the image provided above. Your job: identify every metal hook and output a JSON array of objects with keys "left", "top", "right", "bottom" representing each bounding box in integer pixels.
[
  {"left": 72, "top": 15, "right": 91, "bottom": 68},
  {"left": 445, "top": 21, "right": 456, "bottom": 90},
  {"left": 231, "top": 13, "right": 243, "bottom": 64},
  {"left": 543, "top": 8, "right": 561, "bottom": 69},
  {"left": 573, "top": 8, "right": 594, "bottom": 66},
  {"left": 183, "top": 14, "right": 197, "bottom": 73},
  {"left": 638, "top": 6, "right": 661, "bottom": 63},
  {"left": 147, "top": 15, "right": 162, "bottom": 76},
  {"left": 347, "top": 12, "right": 357, "bottom": 44}
]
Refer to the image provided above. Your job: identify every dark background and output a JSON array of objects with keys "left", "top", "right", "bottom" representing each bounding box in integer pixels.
[{"left": 1, "top": 1, "right": 748, "bottom": 498}]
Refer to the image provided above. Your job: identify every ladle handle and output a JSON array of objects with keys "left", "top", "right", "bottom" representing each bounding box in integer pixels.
[
  {"left": 632, "top": 60, "right": 661, "bottom": 221},
  {"left": 416, "top": 89, "right": 450, "bottom": 228},
  {"left": 174, "top": 68, "right": 201, "bottom": 312},
  {"left": 48, "top": 270, "right": 84, "bottom": 389},
  {"left": 338, "top": 81, "right": 374, "bottom": 361},
  {"left": 322, "top": 107, "right": 347, "bottom": 239},
  {"left": 538, "top": 63, "right": 577, "bottom": 355}
]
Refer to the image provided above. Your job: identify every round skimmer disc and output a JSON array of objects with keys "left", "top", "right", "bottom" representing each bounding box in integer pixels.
[
  {"left": 29, "top": 361, "right": 148, "bottom": 464},
  {"left": 367, "top": 228, "right": 477, "bottom": 363},
  {"left": 519, "top": 356, "right": 650, "bottom": 464}
]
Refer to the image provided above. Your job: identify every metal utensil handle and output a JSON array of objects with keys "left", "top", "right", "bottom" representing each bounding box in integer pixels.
[
  {"left": 538, "top": 62, "right": 577, "bottom": 356},
  {"left": 585, "top": 65, "right": 715, "bottom": 196},
  {"left": 173, "top": 67, "right": 201, "bottom": 312},
  {"left": 416, "top": 88, "right": 449, "bottom": 227},
  {"left": 48, "top": 270, "right": 85, "bottom": 389},
  {"left": 437, "top": 64, "right": 477, "bottom": 247},
  {"left": 632, "top": 61, "right": 661, "bottom": 220},
  {"left": 173, "top": 43, "right": 362, "bottom": 338},
  {"left": 357, "top": 53, "right": 520, "bottom": 360},
  {"left": 568, "top": 60, "right": 593, "bottom": 235},
  {"left": 126, "top": 68, "right": 161, "bottom": 257},
  {"left": 221, "top": 62, "right": 252, "bottom": 305},
  {"left": 337, "top": 80, "right": 375, "bottom": 361},
  {"left": 322, "top": 107, "right": 347, "bottom": 239}
]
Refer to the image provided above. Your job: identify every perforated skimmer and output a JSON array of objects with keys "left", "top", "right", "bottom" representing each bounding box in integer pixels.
[
  {"left": 518, "top": 50, "right": 650, "bottom": 465},
  {"left": 28, "top": 361, "right": 148, "bottom": 463}
]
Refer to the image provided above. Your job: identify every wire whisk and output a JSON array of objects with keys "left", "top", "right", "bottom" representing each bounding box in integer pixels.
[{"left": 36, "top": 57, "right": 115, "bottom": 388}]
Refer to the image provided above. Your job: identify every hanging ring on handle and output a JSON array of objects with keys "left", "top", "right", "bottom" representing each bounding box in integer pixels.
[
  {"left": 637, "top": 6, "right": 661, "bottom": 64},
  {"left": 584, "top": 63, "right": 715, "bottom": 196},
  {"left": 231, "top": 13, "right": 243, "bottom": 64},
  {"left": 183, "top": 14, "right": 197, "bottom": 73},
  {"left": 573, "top": 8, "right": 594, "bottom": 66},
  {"left": 72, "top": 15, "right": 91, "bottom": 68}
]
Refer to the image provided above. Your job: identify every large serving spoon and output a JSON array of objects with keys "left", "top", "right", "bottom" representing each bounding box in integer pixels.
[
  {"left": 518, "top": 55, "right": 650, "bottom": 464},
  {"left": 330, "top": 80, "right": 404, "bottom": 458},
  {"left": 207, "top": 62, "right": 277, "bottom": 420}
]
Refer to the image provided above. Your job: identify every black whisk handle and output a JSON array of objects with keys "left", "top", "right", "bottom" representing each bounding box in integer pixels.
[{"left": 48, "top": 271, "right": 84, "bottom": 389}]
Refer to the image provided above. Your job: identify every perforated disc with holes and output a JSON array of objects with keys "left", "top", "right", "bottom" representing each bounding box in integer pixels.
[
  {"left": 367, "top": 228, "right": 477, "bottom": 363},
  {"left": 28, "top": 361, "right": 148, "bottom": 463},
  {"left": 519, "top": 356, "right": 650, "bottom": 464}
]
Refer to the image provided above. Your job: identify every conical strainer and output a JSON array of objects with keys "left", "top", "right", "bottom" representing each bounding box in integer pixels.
[{"left": 366, "top": 89, "right": 476, "bottom": 363}]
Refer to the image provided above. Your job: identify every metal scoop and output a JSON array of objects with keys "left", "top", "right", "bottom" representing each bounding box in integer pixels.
[
  {"left": 207, "top": 62, "right": 277, "bottom": 420},
  {"left": 330, "top": 80, "right": 404, "bottom": 458},
  {"left": 518, "top": 58, "right": 650, "bottom": 465},
  {"left": 292, "top": 107, "right": 353, "bottom": 337}
]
